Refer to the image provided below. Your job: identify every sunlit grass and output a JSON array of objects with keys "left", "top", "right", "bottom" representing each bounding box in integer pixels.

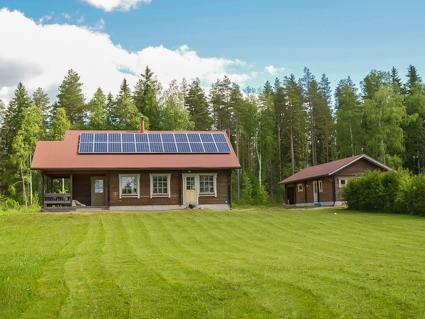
[{"left": 0, "top": 208, "right": 424, "bottom": 318}]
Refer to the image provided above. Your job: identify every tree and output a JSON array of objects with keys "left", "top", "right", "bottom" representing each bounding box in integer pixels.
[
  {"left": 404, "top": 84, "right": 425, "bottom": 173},
  {"left": 12, "top": 105, "right": 44, "bottom": 206},
  {"left": 283, "top": 74, "right": 307, "bottom": 174},
  {"left": 160, "top": 80, "right": 193, "bottom": 130},
  {"left": 32, "top": 87, "right": 50, "bottom": 132},
  {"left": 405, "top": 65, "right": 422, "bottom": 95},
  {"left": 361, "top": 70, "right": 391, "bottom": 100},
  {"left": 87, "top": 88, "right": 108, "bottom": 130},
  {"left": 56, "top": 69, "right": 85, "bottom": 127},
  {"left": 112, "top": 79, "right": 141, "bottom": 130},
  {"left": 0, "top": 99, "right": 5, "bottom": 127},
  {"left": 51, "top": 108, "right": 71, "bottom": 141},
  {"left": 335, "top": 78, "right": 363, "bottom": 157},
  {"left": 185, "top": 79, "right": 212, "bottom": 130},
  {"left": 390, "top": 67, "right": 403, "bottom": 93},
  {"left": 362, "top": 85, "right": 405, "bottom": 167},
  {"left": 133, "top": 66, "right": 161, "bottom": 129},
  {"left": 0, "top": 83, "right": 33, "bottom": 197},
  {"left": 210, "top": 77, "right": 234, "bottom": 131}
]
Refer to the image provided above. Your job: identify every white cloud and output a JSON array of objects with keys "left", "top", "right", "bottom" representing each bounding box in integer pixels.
[
  {"left": 265, "top": 64, "right": 285, "bottom": 76},
  {"left": 83, "top": 0, "right": 151, "bottom": 12},
  {"left": 0, "top": 9, "right": 253, "bottom": 102}
]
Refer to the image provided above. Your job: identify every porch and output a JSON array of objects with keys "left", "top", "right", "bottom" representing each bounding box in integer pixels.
[{"left": 42, "top": 172, "right": 108, "bottom": 210}]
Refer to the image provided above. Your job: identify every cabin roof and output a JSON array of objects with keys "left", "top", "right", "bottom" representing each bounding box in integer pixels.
[
  {"left": 31, "top": 130, "right": 241, "bottom": 170},
  {"left": 279, "top": 154, "right": 392, "bottom": 184}
]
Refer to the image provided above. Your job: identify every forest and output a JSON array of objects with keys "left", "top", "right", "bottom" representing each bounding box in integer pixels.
[{"left": 0, "top": 65, "right": 424, "bottom": 207}]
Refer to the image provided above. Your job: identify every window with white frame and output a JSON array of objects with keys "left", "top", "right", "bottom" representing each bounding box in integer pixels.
[
  {"left": 318, "top": 180, "right": 323, "bottom": 193},
  {"left": 150, "top": 174, "right": 170, "bottom": 197},
  {"left": 297, "top": 183, "right": 304, "bottom": 192},
  {"left": 199, "top": 174, "right": 216, "bottom": 195},
  {"left": 119, "top": 174, "right": 140, "bottom": 198},
  {"left": 339, "top": 177, "right": 348, "bottom": 188}
]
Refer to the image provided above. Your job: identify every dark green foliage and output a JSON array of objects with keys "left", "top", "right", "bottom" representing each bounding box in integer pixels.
[
  {"left": 56, "top": 69, "right": 85, "bottom": 127},
  {"left": 87, "top": 88, "right": 108, "bottom": 130},
  {"left": 185, "top": 79, "right": 212, "bottom": 130},
  {"left": 133, "top": 67, "right": 161, "bottom": 129},
  {"left": 345, "top": 170, "right": 425, "bottom": 215}
]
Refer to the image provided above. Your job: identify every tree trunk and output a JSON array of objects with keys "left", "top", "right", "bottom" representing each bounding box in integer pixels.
[
  {"left": 29, "top": 155, "right": 33, "bottom": 206},
  {"left": 20, "top": 165, "right": 27, "bottom": 207},
  {"left": 235, "top": 126, "right": 240, "bottom": 202},
  {"left": 290, "top": 126, "right": 295, "bottom": 175}
]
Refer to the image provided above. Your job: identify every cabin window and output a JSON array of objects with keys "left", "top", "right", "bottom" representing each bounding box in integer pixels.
[
  {"left": 199, "top": 174, "right": 217, "bottom": 196},
  {"left": 119, "top": 174, "right": 140, "bottom": 198},
  {"left": 318, "top": 180, "right": 323, "bottom": 193},
  {"left": 297, "top": 183, "right": 303, "bottom": 192},
  {"left": 339, "top": 177, "right": 348, "bottom": 188},
  {"left": 150, "top": 174, "right": 171, "bottom": 197}
]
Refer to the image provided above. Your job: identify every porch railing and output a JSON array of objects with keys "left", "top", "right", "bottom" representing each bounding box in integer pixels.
[{"left": 44, "top": 193, "right": 72, "bottom": 206}]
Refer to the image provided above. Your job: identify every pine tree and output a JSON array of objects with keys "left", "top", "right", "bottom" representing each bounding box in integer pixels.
[
  {"left": 51, "top": 108, "right": 71, "bottom": 141},
  {"left": 390, "top": 67, "right": 403, "bottom": 93},
  {"left": 185, "top": 79, "right": 212, "bottom": 130},
  {"left": 318, "top": 74, "right": 335, "bottom": 162},
  {"left": 405, "top": 65, "right": 422, "bottom": 95},
  {"left": 32, "top": 87, "right": 50, "bottom": 132},
  {"left": 87, "top": 88, "right": 108, "bottom": 130},
  {"left": 283, "top": 74, "right": 307, "bottom": 174},
  {"left": 56, "top": 69, "right": 85, "bottom": 127},
  {"left": 210, "top": 77, "right": 234, "bottom": 131},
  {"left": 113, "top": 79, "right": 141, "bottom": 130},
  {"left": 105, "top": 93, "right": 117, "bottom": 129},
  {"left": 335, "top": 78, "right": 363, "bottom": 157},
  {"left": 133, "top": 66, "right": 161, "bottom": 129}
]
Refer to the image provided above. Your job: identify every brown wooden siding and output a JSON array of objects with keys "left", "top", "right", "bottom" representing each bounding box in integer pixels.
[
  {"left": 198, "top": 170, "right": 230, "bottom": 205},
  {"left": 72, "top": 174, "right": 92, "bottom": 206}
]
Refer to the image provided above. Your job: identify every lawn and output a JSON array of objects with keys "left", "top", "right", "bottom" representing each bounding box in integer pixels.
[{"left": 0, "top": 208, "right": 424, "bottom": 319}]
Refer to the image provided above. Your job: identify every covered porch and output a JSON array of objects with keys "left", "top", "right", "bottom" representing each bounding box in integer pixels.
[{"left": 42, "top": 172, "right": 109, "bottom": 211}]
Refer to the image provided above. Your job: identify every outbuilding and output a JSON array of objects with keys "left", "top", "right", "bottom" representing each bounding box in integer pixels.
[
  {"left": 31, "top": 121, "right": 240, "bottom": 211},
  {"left": 279, "top": 154, "right": 391, "bottom": 206}
]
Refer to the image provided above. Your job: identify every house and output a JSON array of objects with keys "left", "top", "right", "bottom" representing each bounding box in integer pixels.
[
  {"left": 31, "top": 120, "right": 240, "bottom": 211},
  {"left": 279, "top": 154, "right": 392, "bottom": 206}
]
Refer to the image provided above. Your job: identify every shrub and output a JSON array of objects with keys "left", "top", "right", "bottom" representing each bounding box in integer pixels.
[
  {"left": 400, "top": 174, "right": 425, "bottom": 215},
  {"left": 344, "top": 170, "right": 403, "bottom": 212},
  {"left": 0, "top": 195, "right": 20, "bottom": 211}
]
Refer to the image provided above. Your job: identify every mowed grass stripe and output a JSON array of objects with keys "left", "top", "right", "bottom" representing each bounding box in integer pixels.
[{"left": 0, "top": 209, "right": 425, "bottom": 318}]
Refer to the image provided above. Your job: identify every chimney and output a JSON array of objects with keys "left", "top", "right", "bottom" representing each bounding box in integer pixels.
[{"left": 140, "top": 116, "right": 145, "bottom": 133}]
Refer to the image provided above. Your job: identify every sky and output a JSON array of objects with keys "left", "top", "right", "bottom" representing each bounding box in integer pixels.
[{"left": 1, "top": 0, "right": 425, "bottom": 101}]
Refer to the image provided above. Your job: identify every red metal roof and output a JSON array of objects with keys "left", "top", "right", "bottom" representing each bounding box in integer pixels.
[
  {"left": 31, "top": 130, "right": 241, "bottom": 170},
  {"left": 279, "top": 154, "right": 391, "bottom": 184}
]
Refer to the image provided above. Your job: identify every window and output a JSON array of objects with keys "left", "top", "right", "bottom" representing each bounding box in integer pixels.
[
  {"left": 297, "top": 183, "right": 304, "bottom": 192},
  {"left": 94, "top": 179, "right": 104, "bottom": 193},
  {"left": 150, "top": 174, "right": 170, "bottom": 197},
  {"left": 119, "top": 174, "right": 140, "bottom": 198},
  {"left": 199, "top": 174, "right": 216, "bottom": 196},
  {"left": 339, "top": 177, "right": 348, "bottom": 188},
  {"left": 318, "top": 180, "right": 323, "bottom": 193},
  {"left": 186, "top": 176, "right": 196, "bottom": 190}
]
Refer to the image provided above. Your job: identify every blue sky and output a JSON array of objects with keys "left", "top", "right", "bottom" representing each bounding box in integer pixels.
[{"left": 1, "top": 0, "right": 425, "bottom": 99}]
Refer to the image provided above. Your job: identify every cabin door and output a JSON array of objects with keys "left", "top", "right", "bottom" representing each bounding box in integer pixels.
[
  {"left": 183, "top": 174, "right": 198, "bottom": 206},
  {"left": 312, "top": 181, "right": 318, "bottom": 202},
  {"left": 91, "top": 176, "right": 106, "bottom": 206}
]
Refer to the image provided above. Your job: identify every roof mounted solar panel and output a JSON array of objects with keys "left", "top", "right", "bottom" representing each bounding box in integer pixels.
[{"left": 78, "top": 132, "right": 231, "bottom": 154}]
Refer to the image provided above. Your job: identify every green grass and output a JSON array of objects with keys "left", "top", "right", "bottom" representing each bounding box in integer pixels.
[{"left": 0, "top": 208, "right": 424, "bottom": 319}]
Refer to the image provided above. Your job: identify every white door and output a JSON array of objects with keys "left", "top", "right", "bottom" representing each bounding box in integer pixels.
[
  {"left": 183, "top": 174, "right": 198, "bottom": 206},
  {"left": 312, "top": 181, "right": 318, "bottom": 202}
]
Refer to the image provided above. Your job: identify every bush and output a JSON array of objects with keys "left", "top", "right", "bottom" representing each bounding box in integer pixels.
[
  {"left": 0, "top": 195, "right": 20, "bottom": 210},
  {"left": 344, "top": 170, "right": 425, "bottom": 215}
]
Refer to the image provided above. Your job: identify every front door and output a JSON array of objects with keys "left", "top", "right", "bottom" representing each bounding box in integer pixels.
[
  {"left": 91, "top": 176, "right": 106, "bottom": 206},
  {"left": 312, "top": 181, "right": 318, "bottom": 202},
  {"left": 183, "top": 174, "right": 198, "bottom": 206}
]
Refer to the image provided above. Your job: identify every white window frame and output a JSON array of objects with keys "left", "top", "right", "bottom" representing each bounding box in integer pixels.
[
  {"left": 150, "top": 173, "right": 171, "bottom": 198},
  {"left": 339, "top": 177, "right": 348, "bottom": 188},
  {"left": 199, "top": 173, "right": 217, "bottom": 197},
  {"left": 119, "top": 174, "right": 140, "bottom": 198},
  {"left": 297, "top": 183, "right": 304, "bottom": 192},
  {"left": 318, "top": 180, "right": 323, "bottom": 193}
]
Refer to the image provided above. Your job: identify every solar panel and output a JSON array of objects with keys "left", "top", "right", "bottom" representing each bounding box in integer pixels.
[
  {"left": 203, "top": 142, "right": 218, "bottom": 153},
  {"left": 78, "top": 132, "right": 232, "bottom": 154}
]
